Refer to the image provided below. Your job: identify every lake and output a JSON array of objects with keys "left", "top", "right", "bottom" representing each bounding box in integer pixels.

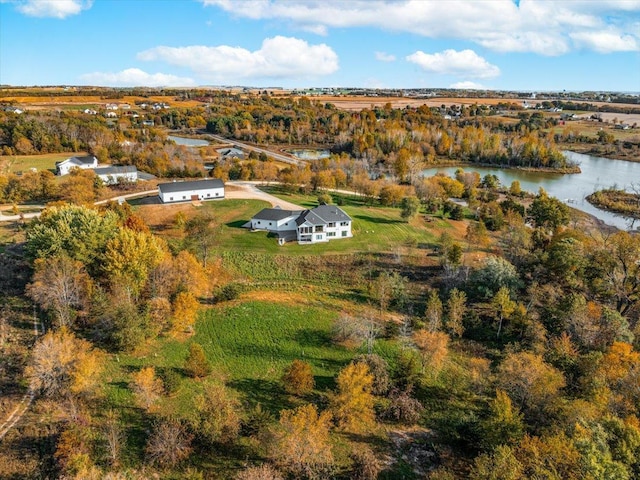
[
  {"left": 422, "top": 151, "right": 640, "bottom": 231},
  {"left": 168, "top": 135, "right": 210, "bottom": 147},
  {"left": 288, "top": 149, "right": 331, "bottom": 160}
]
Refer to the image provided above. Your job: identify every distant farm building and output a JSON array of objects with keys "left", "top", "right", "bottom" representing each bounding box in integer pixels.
[
  {"left": 157, "top": 178, "right": 225, "bottom": 203},
  {"left": 55, "top": 155, "right": 98, "bottom": 176},
  {"left": 216, "top": 147, "right": 245, "bottom": 160},
  {"left": 95, "top": 165, "right": 138, "bottom": 185}
]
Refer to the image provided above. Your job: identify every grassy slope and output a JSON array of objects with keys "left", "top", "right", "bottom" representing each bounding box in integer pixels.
[{"left": 0, "top": 152, "right": 86, "bottom": 174}]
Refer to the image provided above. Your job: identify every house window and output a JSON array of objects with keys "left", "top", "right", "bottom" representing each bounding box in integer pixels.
[
  {"left": 207, "top": 193, "right": 210, "bottom": 197},
  {"left": 316, "top": 234, "right": 322, "bottom": 240},
  {"left": 314, "top": 225, "right": 324, "bottom": 232},
  {"left": 169, "top": 197, "right": 173, "bottom": 201},
  {"left": 182, "top": 196, "right": 186, "bottom": 200},
  {"left": 340, "top": 221, "right": 349, "bottom": 226},
  {"left": 327, "top": 232, "right": 336, "bottom": 237},
  {"left": 300, "top": 226, "right": 312, "bottom": 234},
  {"left": 257, "top": 221, "right": 261, "bottom": 225},
  {"left": 269, "top": 222, "right": 272, "bottom": 226},
  {"left": 342, "top": 231, "right": 348, "bottom": 237},
  {"left": 328, "top": 222, "right": 335, "bottom": 228},
  {"left": 216, "top": 192, "right": 219, "bottom": 196}
]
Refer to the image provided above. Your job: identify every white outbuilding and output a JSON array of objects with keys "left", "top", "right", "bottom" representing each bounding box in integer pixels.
[{"left": 157, "top": 178, "right": 225, "bottom": 203}]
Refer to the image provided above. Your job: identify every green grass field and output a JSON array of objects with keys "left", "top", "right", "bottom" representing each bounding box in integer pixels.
[
  {"left": 0, "top": 152, "right": 85, "bottom": 174},
  {"left": 194, "top": 192, "right": 442, "bottom": 255}
]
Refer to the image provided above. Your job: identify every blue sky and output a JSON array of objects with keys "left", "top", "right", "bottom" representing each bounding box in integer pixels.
[{"left": 1, "top": 0, "right": 639, "bottom": 91}]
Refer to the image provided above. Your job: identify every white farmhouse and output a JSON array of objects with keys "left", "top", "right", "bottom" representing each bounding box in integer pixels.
[
  {"left": 95, "top": 165, "right": 138, "bottom": 185},
  {"left": 55, "top": 155, "right": 98, "bottom": 176},
  {"left": 158, "top": 178, "right": 225, "bottom": 203},
  {"left": 249, "top": 204, "right": 352, "bottom": 245}
]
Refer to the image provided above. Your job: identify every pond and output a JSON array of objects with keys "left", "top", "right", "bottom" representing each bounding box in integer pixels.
[
  {"left": 168, "top": 135, "right": 210, "bottom": 147},
  {"left": 422, "top": 151, "right": 640, "bottom": 231},
  {"left": 288, "top": 149, "right": 331, "bottom": 160}
]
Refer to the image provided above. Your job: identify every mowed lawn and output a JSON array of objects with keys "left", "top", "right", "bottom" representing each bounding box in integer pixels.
[
  {"left": 0, "top": 152, "right": 83, "bottom": 174},
  {"left": 140, "top": 195, "right": 446, "bottom": 254}
]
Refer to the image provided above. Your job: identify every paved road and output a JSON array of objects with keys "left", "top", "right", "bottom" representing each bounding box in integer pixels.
[{"left": 206, "top": 134, "right": 304, "bottom": 166}]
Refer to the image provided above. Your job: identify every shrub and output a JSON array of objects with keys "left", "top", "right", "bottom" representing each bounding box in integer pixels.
[
  {"left": 282, "top": 359, "right": 315, "bottom": 395},
  {"left": 184, "top": 342, "right": 212, "bottom": 379}
]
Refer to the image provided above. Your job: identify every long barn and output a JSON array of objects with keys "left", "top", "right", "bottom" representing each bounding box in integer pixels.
[{"left": 157, "top": 179, "right": 225, "bottom": 203}]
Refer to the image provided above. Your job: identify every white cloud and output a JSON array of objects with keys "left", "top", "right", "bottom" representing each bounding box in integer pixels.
[
  {"left": 137, "top": 36, "right": 339, "bottom": 81},
  {"left": 79, "top": 68, "right": 195, "bottom": 87},
  {"left": 201, "top": 0, "right": 640, "bottom": 55},
  {"left": 571, "top": 30, "right": 639, "bottom": 53},
  {"left": 407, "top": 49, "right": 500, "bottom": 78},
  {"left": 449, "top": 81, "right": 485, "bottom": 90},
  {"left": 375, "top": 51, "right": 396, "bottom": 62},
  {"left": 14, "top": 0, "right": 92, "bottom": 18}
]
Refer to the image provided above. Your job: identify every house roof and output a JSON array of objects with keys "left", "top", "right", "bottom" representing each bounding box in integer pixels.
[
  {"left": 56, "top": 155, "right": 97, "bottom": 166},
  {"left": 157, "top": 178, "right": 224, "bottom": 194},
  {"left": 296, "top": 205, "right": 351, "bottom": 226},
  {"left": 95, "top": 165, "right": 138, "bottom": 176},
  {"left": 253, "top": 207, "right": 303, "bottom": 221}
]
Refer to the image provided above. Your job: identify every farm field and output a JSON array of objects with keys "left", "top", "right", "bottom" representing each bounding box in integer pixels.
[{"left": 0, "top": 151, "right": 83, "bottom": 174}]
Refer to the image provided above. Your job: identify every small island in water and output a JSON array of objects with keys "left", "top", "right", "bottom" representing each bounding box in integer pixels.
[{"left": 586, "top": 188, "right": 640, "bottom": 219}]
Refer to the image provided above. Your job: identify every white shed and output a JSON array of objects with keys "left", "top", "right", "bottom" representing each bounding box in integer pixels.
[{"left": 158, "top": 178, "right": 225, "bottom": 203}]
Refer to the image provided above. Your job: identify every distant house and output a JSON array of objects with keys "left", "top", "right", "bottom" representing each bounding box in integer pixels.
[
  {"left": 105, "top": 111, "right": 117, "bottom": 118},
  {"left": 95, "top": 165, "right": 138, "bottom": 185},
  {"left": 83, "top": 108, "right": 97, "bottom": 115},
  {"left": 157, "top": 178, "right": 225, "bottom": 203},
  {"left": 142, "top": 120, "right": 154, "bottom": 126},
  {"left": 216, "top": 147, "right": 245, "bottom": 160},
  {"left": 248, "top": 205, "right": 352, "bottom": 245},
  {"left": 105, "top": 103, "right": 118, "bottom": 110},
  {"left": 615, "top": 123, "right": 630, "bottom": 130},
  {"left": 4, "top": 106, "right": 23, "bottom": 114},
  {"left": 55, "top": 155, "right": 98, "bottom": 176}
]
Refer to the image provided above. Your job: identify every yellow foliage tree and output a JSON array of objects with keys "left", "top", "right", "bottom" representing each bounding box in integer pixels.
[
  {"left": 171, "top": 291, "right": 199, "bottom": 335},
  {"left": 412, "top": 329, "right": 449, "bottom": 375},
  {"left": 330, "top": 362, "right": 375, "bottom": 433},
  {"left": 27, "top": 329, "right": 102, "bottom": 399},
  {"left": 272, "top": 404, "right": 334, "bottom": 479},
  {"left": 103, "top": 228, "right": 167, "bottom": 297},
  {"left": 130, "top": 366, "right": 164, "bottom": 412}
]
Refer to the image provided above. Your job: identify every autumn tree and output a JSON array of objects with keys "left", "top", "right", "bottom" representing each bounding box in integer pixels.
[
  {"left": 445, "top": 288, "right": 467, "bottom": 337},
  {"left": 26, "top": 255, "right": 91, "bottom": 329},
  {"left": 171, "top": 291, "right": 200, "bottom": 335},
  {"left": 236, "top": 464, "right": 284, "bottom": 480},
  {"left": 271, "top": 404, "right": 334, "bottom": 479},
  {"left": 185, "top": 212, "right": 217, "bottom": 267},
  {"left": 190, "top": 381, "right": 242, "bottom": 444},
  {"left": 353, "top": 353, "right": 391, "bottom": 395},
  {"left": 282, "top": 359, "right": 315, "bottom": 395},
  {"left": 130, "top": 366, "right": 164, "bottom": 411},
  {"left": 146, "top": 418, "right": 193, "bottom": 468},
  {"left": 492, "top": 286, "right": 517, "bottom": 338},
  {"left": 184, "top": 342, "right": 212, "bottom": 379},
  {"left": 103, "top": 228, "right": 167, "bottom": 297},
  {"left": 413, "top": 329, "right": 449, "bottom": 375},
  {"left": 497, "top": 351, "right": 565, "bottom": 422},
  {"left": 425, "top": 289, "right": 444, "bottom": 332},
  {"left": 27, "top": 329, "right": 102, "bottom": 398},
  {"left": 481, "top": 389, "right": 525, "bottom": 450},
  {"left": 528, "top": 188, "right": 570, "bottom": 230},
  {"left": 330, "top": 362, "right": 375, "bottom": 432},
  {"left": 350, "top": 445, "right": 383, "bottom": 480}
]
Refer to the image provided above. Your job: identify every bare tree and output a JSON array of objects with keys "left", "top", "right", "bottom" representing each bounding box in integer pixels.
[
  {"left": 26, "top": 255, "right": 90, "bottom": 328},
  {"left": 146, "top": 419, "right": 193, "bottom": 468},
  {"left": 103, "top": 410, "right": 125, "bottom": 467}
]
